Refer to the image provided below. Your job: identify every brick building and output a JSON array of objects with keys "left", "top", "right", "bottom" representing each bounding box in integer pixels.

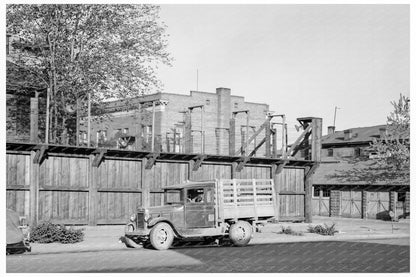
[
  {"left": 81, "top": 87, "right": 270, "bottom": 156},
  {"left": 312, "top": 125, "right": 410, "bottom": 220}
]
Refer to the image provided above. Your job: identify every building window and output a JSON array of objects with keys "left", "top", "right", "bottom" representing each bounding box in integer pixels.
[
  {"left": 234, "top": 103, "right": 238, "bottom": 109},
  {"left": 327, "top": 148, "right": 333, "bottom": 157},
  {"left": 313, "top": 187, "right": 320, "bottom": 197},
  {"left": 206, "top": 99, "right": 210, "bottom": 106},
  {"left": 354, "top": 148, "right": 361, "bottom": 157},
  {"left": 322, "top": 188, "right": 330, "bottom": 198},
  {"left": 313, "top": 187, "right": 330, "bottom": 198}
]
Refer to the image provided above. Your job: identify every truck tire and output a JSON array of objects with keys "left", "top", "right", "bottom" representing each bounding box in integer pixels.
[
  {"left": 149, "top": 222, "right": 175, "bottom": 250},
  {"left": 229, "top": 221, "right": 253, "bottom": 247}
]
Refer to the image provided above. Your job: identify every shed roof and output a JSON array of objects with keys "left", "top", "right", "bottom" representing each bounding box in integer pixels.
[{"left": 322, "top": 125, "right": 386, "bottom": 146}]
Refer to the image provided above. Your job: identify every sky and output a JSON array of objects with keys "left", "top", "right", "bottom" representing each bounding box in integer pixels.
[{"left": 156, "top": 4, "right": 409, "bottom": 142}]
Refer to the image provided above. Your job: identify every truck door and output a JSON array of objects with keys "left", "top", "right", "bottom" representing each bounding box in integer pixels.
[{"left": 185, "top": 186, "right": 216, "bottom": 228}]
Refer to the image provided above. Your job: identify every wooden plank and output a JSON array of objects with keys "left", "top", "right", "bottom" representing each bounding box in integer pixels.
[
  {"left": 39, "top": 186, "right": 89, "bottom": 192},
  {"left": 97, "top": 188, "right": 142, "bottom": 193},
  {"left": 29, "top": 150, "right": 39, "bottom": 225},
  {"left": 88, "top": 154, "right": 97, "bottom": 225},
  {"left": 279, "top": 191, "right": 306, "bottom": 195}
]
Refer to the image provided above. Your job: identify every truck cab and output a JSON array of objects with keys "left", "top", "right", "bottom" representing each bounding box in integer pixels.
[{"left": 123, "top": 179, "right": 276, "bottom": 250}]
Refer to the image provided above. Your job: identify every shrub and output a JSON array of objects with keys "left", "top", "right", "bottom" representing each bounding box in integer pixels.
[
  {"left": 307, "top": 223, "right": 338, "bottom": 236},
  {"left": 279, "top": 226, "right": 304, "bottom": 236},
  {"left": 30, "top": 222, "right": 84, "bottom": 244}
]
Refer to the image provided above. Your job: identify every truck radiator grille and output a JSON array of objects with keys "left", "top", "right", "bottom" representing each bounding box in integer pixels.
[{"left": 136, "top": 212, "right": 145, "bottom": 229}]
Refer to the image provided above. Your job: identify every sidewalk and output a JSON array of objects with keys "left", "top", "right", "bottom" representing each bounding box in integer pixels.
[{"left": 29, "top": 216, "right": 410, "bottom": 254}]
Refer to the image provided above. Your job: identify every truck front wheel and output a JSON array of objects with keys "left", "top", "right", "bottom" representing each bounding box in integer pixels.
[
  {"left": 229, "top": 221, "right": 253, "bottom": 247},
  {"left": 149, "top": 222, "right": 175, "bottom": 250}
]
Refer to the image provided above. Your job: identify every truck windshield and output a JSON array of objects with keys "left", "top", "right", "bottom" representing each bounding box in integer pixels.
[{"left": 165, "top": 189, "right": 183, "bottom": 204}]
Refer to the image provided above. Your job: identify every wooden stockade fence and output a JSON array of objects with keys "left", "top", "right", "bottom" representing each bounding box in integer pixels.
[{"left": 6, "top": 142, "right": 317, "bottom": 226}]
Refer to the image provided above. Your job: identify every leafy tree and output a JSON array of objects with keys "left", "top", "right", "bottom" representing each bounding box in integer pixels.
[
  {"left": 328, "top": 94, "right": 410, "bottom": 185},
  {"left": 370, "top": 94, "right": 410, "bottom": 183},
  {"left": 7, "top": 4, "right": 171, "bottom": 144}
]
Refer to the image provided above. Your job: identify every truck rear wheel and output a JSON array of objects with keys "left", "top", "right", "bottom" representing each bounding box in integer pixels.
[
  {"left": 149, "top": 222, "right": 174, "bottom": 250},
  {"left": 229, "top": 221, "right": 253, "bottom": 247}
]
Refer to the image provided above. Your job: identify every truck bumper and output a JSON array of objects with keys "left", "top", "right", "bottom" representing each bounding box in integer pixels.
[{"left": 125, "top": 229, "right": 150, "bottom": 237}]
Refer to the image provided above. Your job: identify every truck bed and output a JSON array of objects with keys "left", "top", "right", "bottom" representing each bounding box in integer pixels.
[{"left": 216, "top": 179, "right": 277, "bottom": 221}]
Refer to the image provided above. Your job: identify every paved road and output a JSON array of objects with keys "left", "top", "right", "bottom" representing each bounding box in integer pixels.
[{"left": 7, "top": 238, "right": 409, "bottom": 273}]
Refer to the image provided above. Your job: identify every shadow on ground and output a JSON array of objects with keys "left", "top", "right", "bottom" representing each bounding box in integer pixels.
[{"left": 78, "top": 240, "right": 410, "bottom": 273}]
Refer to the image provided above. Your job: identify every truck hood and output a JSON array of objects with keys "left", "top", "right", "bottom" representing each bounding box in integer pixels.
[{"left": 141, "top": 204, "right": 184, "bottom": 215}]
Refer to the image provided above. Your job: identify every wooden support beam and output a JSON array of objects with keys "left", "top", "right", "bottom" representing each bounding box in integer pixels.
[
  {"left": 145, "top": 152, "right": 159, "bottom": 169},
  {"left": 184, "top": 111, "right": 192, "bottom": 153},
  {"left": 288, "top": 124, "right": 312, "bottom": 157},
  {"left": 249, "top": 137, "right": 266, "bottom": 157},
  {"left": 192, "top": 154, "right": 207, "bottom": 171},
  {"left": 272, "top": 125, "right": 278, "bottom": 158},
  {"left": 311, "top": 118, "right": 322, "bottom": 161},
  {"left": 141, "top": 157, "right": 150, "bottom": 208},
  {"left": 88, "top": 154, "right": 97, "bottom": 225},
  {"left": 304, "top": 166, "right": 313, "bottom": 223},
  {"left": 235, "top": 119, "right": 270, "bottom": 155},
  {"left": 29, "top": 150, "right": 39, "bottom": 225},
  {"left": 305, "top": 163, "right": 319, "bottom": 179},
  {"left": 33, "top": 145, "right": 48, "bottom": 164},
  {"left": 273, "top": 160, "right": 288, "bottom": 175},
  {"left": 265, "top": 121, "right": 271, "bottom": 157},
  {"left": 229, "top": 118, "right": 236, "bottom": 156},
  {"left": 92, "top": 149, "right": 107, "bottom": 167},
  {"left": 235, "top": 157, "right": 250, "bottom": 172}
]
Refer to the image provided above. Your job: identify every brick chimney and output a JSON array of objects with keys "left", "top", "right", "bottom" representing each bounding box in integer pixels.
[
  {"left": 344, "top": 129, "right": 353, "bottom": 140},
  {"left": 216, "top": 87, "right": 231, "bottom": 155},
  {"left": 328, "top": 126, "right": 335, "bottom": 135}
]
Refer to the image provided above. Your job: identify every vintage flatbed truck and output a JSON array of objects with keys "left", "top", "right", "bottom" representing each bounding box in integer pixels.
[{"left": 122, "top": 179, "right": 277, "bottom": 250}]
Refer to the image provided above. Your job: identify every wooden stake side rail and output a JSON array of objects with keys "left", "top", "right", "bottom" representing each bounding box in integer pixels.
[{"left": 6, "top": 140, "right": 320, "bottom": 225}]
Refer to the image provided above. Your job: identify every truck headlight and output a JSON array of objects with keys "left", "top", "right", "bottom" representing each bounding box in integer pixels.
[
  {"left": 130, "top": 213, "right": 136, "bottom": 222},
  {"left": 144, "top": 209, "right": 150, "bottom": 222}
]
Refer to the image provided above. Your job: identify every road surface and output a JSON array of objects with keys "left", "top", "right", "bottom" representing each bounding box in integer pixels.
[{"left": 7, "top": 238, "right": 409, "bottom": 273}]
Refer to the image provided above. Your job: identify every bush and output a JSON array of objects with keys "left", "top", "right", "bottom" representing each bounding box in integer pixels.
[
  {"left": 278, "top": 226, "right": 304, "bottom": 236},
  {"left": 30, "top": 222, "right": 84, "bottom": 244},
  {"left": 307, "top": 223, "right": 338, "bottom": 236}
]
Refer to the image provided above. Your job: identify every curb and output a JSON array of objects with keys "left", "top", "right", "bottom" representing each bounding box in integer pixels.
[{"left": 251, "top": 233, "right": 410, "bottom": 245}]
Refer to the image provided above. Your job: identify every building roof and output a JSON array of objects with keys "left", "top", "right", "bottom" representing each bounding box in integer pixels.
[
  {"left": 322, "top": 125, "right": 386, "bottom": 146},
  {"left": 313, "top": 160, "right": 409, "bottom": 187}
]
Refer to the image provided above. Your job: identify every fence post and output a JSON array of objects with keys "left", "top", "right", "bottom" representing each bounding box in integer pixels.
[
  {"left": 88, "top": 154, "right": 97, "bottom": 225},
  {"left": 141, "top": 158, "right": 150, "bottom": 208},
  {"left": 29, "top": 150, "right": 39, "bottom": 226},
  {"left": 271, "top": 164, "right": 280, "bottom": 222}
]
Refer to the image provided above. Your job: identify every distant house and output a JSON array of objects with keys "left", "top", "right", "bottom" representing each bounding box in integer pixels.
[{"left": 312, "top": 125, "right": 410, "bottom": 220}]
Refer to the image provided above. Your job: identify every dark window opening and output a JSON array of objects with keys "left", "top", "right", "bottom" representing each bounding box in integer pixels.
[
  {"left": 327, "top": 148, "right": 333, "bottom": 157},
  {"left": 186, "top": 188, "right": 205, "bottom": 203},
  {"left": 322, "top": 188, "right": 330, "bottom": 198},
  {"left": 313, "top": 187, "right": 320, "bottom": 197},
  {"left": 354, "top": 148, "right": 361, "bottom": 157}
]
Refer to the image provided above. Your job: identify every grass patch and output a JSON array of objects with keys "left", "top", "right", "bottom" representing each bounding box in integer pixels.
[
  {"left": 278, "top": 226, "right": 304, "bottom": 236},
  {"left": 30, "top": 222, "right": 84, "bottom": 244},
  {"left": 307, "top": 223, "right": 338, "bottom": 236}
]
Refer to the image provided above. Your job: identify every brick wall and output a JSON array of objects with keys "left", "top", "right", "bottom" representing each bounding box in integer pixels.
[{"left": 86, "top": 88, "right": 269, "bottom": 155}]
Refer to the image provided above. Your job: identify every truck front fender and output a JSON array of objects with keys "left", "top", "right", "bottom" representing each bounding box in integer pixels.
[{"left": 147, "top": 217, "right": 180, "bottom": 237}]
